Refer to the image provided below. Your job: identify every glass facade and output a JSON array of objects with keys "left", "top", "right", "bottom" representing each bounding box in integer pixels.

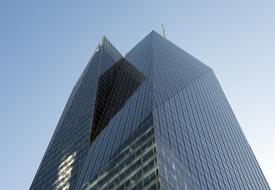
[
  {"left": 83, "top": 117, "right": 159, "bottom": 190},
  {"left": 31, "top": 31, "right": 270, "bottom": 190}
]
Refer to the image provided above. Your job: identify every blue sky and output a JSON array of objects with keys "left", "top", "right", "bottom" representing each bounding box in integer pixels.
[{"left": 0, "top": 0, "right": 274, "bottom": 189}]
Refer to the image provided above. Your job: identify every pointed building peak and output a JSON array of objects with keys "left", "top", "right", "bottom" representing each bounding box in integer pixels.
[
  {"left": 147, "top": 30, "right": 162, "bottom": 38},
  {"left": 95, "top": 35, "right": 122, "bottom": 61},
  {"left": 100, "top": 35, "right": 106, "bottom": 44},
  {"left": 149, "top": 30, "right": 166, "bottom": 38},
  {"left": 99, "top": 35, "right": 111, "bottom": 47},
  {"left": 149, "top": 30, "right": 158, "bottom": 34}
]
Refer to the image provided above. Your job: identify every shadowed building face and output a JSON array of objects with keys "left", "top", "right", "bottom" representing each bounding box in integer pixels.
[{"left": 31, "top": 31, "right": 270, "bottom": 190}]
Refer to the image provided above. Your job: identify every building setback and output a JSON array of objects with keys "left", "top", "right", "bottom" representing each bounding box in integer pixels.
[{"left": 31, "top": 31, "right": 270, "bottom": 190}]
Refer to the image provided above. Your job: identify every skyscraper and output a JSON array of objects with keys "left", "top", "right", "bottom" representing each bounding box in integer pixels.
[{"left": 31, "top": 31, "right": 270, "bottom": 190}]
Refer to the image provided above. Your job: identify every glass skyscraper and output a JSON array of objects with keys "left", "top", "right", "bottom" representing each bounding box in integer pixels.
[{"left": 31, "top": 31, "right": 270, "bottom": 190}]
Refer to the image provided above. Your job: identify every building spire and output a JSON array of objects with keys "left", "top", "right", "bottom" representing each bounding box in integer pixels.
[{"left": 161, "top": 24, "right": 166, "bottom": 38}]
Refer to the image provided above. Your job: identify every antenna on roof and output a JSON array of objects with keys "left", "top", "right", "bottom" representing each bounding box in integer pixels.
[{"left": 161, "top": 24, "right": 166, "bottom": 38}]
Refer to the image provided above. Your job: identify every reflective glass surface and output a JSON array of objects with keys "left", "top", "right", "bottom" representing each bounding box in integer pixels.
[{"left": 31, "top": 32, "right": 270, "bottom": 190}]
